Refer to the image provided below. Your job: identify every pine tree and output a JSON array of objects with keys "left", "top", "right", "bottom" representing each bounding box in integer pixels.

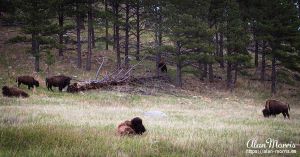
[
  {"left": 164, "top": 0, "right": 213, "bottom": 87},
  {"left": 86, "top": 0, "right": 93, "bottom": 71},
  {"left": 224, "top": 0, "right": 250, "bottom": 90},
  {"left": 258, "top": 0, "right": 300, "bottom": 94},
  {"left": 11, "top": 0, "right": 59, "bottom": 72},
  {"left": 52, "top": 0, "right": 74, "bottom": 57},
  {"left": 143, "top": 0, "right": 165, "bottom": 76}
]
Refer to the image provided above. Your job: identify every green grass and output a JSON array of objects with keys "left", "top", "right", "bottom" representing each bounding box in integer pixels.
[{"left": 0, "top": 89, "right": 299, "bottom": 157}]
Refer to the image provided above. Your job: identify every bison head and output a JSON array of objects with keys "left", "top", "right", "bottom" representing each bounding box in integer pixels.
[
  {"left": 2, "top": 86, "right": 9, "bottom": 94},
  {"left": 262, "top": 108, "right": 270, "bottom": 117},
  {"left": 131, "top": 117, "right": 146, "bottom": 135},
  {"left": 34, "top": 80, "right": 39, "bottom": 87}
]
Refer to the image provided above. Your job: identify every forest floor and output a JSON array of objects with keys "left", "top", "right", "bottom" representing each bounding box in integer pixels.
[{"left": 0, "top": 26, "right": 300, "bottom": 156}]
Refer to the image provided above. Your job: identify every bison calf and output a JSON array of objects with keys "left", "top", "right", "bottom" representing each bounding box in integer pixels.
[
  {"left": 262, "top": 100, "right": 290, "bottom": 119},
  {"left": 2, "top": 86, "right": 29, "bottom": 98},
  {"left": 117, "top": 117, "right": 146, "bottom": 136},
  {"left": 46, "top": 75, "right": 71, "bottom": 92},
  {"left": 16, "top": 76, "right": 39, "bottom": 89}
]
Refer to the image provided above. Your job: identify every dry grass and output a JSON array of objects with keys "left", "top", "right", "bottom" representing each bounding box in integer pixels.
[{"left": 0, "top": 89, "right": 299, "bottom": 157}]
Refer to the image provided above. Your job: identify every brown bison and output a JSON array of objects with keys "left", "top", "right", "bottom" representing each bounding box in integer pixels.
[
  {"left": 16, "top": 76, "right": 39, "bottom": 89},
  {"left": 117, "top": 117, "right": 146, "bottom": 136},
  {"left": 117, "top": 120, "right": 136, "bottom": 136},
  {"left": 46, "top": 75, "right": 71, "bottom": 92},
  {"left": 262, "top": 100, "right": 290, "bottom": 119},
  {"left": 2, "top": 86, "right": 29, "bottom": 98},
  {"left": 158, "top": 59, "right": 167, "bottom": 73}
]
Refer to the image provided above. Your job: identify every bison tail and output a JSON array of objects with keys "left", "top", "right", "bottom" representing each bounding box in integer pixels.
[
  {"left": 288, "top": 104, "right": 290, "bottom": 111},
  {"left": 16, "top": 78, "right": 18, "bottom": 83}
]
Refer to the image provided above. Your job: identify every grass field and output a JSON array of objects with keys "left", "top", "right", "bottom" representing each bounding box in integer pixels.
[
  {"left": 0, "top": 27, "right": 300, "bottom": 157},
  {"left": 0, "top": 87, "right": 299, "bottom": 157}
]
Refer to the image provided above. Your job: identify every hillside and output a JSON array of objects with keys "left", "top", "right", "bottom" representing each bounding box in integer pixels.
[{"left": 0, "top": 25, "right": 300, "bottom": 157}]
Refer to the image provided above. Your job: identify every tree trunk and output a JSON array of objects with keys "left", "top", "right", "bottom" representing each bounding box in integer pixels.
[
  {"left": 156, "top": 11, "right": 162, "bottom": 76},
  {"left": 176, "top": 42, "right": 182, "bottom": 87},
  {"left": 105, "top": 0, "right": 109, "bottom": 50},
  {"left": 58, "top": 9, "right": 64, "bottom": 57},
  {"left": 260, "top": 41, "right": 266, "bottom": 81},
  {"left": 114, "top": 1, "right": 121, "bottom": 68},
  {"left": 203, "top": 63, "right": 207, "bottom": 79},
  {"left": 208, "top": 63, "right": 213, "bottom": 82},
  {"left": 233, "top": 63, "right": 238, "bottom": 85},
  {"left": 124, "top": 0, "right": 130, "bottom": 69},
  {"left": 32, "top": 33, "right": 40, "bottom": 72},
  {"left": 198, "top": 60, "right": 203, "bottom": 80},
  {"left": 76, "top": 2, "right": 82, "bottom": 68},
  {"left": 86, "top": 0, "right": 92, "bottom": 71},
  {"left": 91, "top": 22, "right": 95, "bottom": 48},
  {"left": 136, "top": 0, "right": 140, "bottom": 61},
  {"left": 91, "top": 1, "right": 95, "bottom": 49},
  {"left": 113, "top": 23, "right": 116, "bottom": 50},
  {"left": 271, "top": 55, "right": 276, "bottom": 94},
  {"left": 219, "top": 33, "right": 224, "bottom": 68},
  {"left": 155, "top": 31, "right": 161, "bottom": 76},
  {"left": 227, "top": 61, "right": 233, "bottom": 91},
  {"left": 254, "top": 39, "right": 259, "bottom": 67},
  {"left": 215, "top": 32, "right": 219, "bottom": 56}
]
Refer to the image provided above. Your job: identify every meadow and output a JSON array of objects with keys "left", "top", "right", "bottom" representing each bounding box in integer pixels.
[
  {"left": 0, "top": 27, "right": 299, "bottom": 157},
  {"left": 0, "top": 84, "right": 299, "bottom": 156}
]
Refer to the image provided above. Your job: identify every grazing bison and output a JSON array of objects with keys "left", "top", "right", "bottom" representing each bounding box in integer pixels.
[
  {"left": 16, "top": 76, "right": 39, "bottom": 89},
  {"left": 46, "top": 75, "right": 71, "bottom": 92},
  {"left": 117, "top": 117, "right": 146, "bottom": 136},
  {"left": 262, "top": 100, "right": 290, "bottom": 119},
  {"left": 2, "top": 86, "right": 29, "bottom": 98},
  {"left": 158, "top": 59, "right": 167, "bottom": 73}
]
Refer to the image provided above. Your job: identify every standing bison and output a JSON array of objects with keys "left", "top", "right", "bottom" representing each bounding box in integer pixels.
[
  {"left": 117, "top": 117, "right": 146, "bottom": 136},
  {"left": 262, "top": 100, "right": 290, "bottom": 119},
  {"left": 46, "top": 75, "right": 71, "bottom": 92},
  {"left": 2, "top": 86, "right": 29, "bottom": 98},
  {"left": 16, "top": 76, "right": 39, "bottom": 89},
  {"left": 158, "top": 59, "right": 167, "bottom": 73}
]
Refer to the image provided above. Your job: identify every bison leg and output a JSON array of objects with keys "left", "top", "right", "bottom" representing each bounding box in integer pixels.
[
  {"left": 59, "top": 86, "right": 63, "bottom": 92},
  {"left": 282, "top": 112, "right": 287, "bottom": 119},
  {"left": 18, "top": 82, "right": 21, "bottom": 87},
  {"left": 285, "top": 112, "right": 290, "bottom": 119},
  {"left": 48, "top": 85, "right": 53, "bottom": 91},
  {"left": 28, "top": 85, "right": 31, "bottom": 90}
]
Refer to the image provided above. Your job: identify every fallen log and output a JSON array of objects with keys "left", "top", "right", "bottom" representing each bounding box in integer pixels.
[{"left": 67, "top": 76, "right": 171, "bottom": 93}]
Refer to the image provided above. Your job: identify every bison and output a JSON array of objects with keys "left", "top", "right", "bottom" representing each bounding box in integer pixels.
[
  {"left": 117, "top": 120, "right": 136, "bottom": 136},
  {"left": 117, "top": 117, "right": 146, "bottom": 136},
  {"left": 158, "top": 59, "right": 167, "bottom": 73},
  {"left": 262, "top": 100, "right": 290, "bottom": 119},
  {"left": 16, "top": 76, "right": 39, "bottom": 89},
  {"left": 2, "top": 86, "right": 29, "bottom": 98},
  {"left": 46, "top": 75, "right": 71, "bottom": 92}
]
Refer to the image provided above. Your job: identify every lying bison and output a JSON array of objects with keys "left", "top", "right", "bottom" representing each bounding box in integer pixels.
[
  {"left": 46, "top": 75, "right": 71, "bottom": 92},
  {"left": 16, "top": 76, "right": 39, "bottom": 89},
  {"left": 262, "top": 100, "right": 290, "bottom": 119},
  {"left": 117, "top": 117, "right": 146, "bottom": 136},
  {"left": 2, "top": 86, "right": 29, "bottom": 98}
]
